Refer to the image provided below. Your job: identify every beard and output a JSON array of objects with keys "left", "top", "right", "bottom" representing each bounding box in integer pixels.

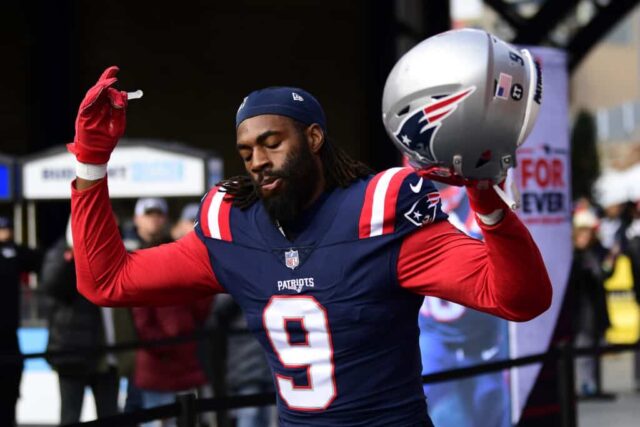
[{"left": 253, "top": 140, "right": 320, "bottom": 223}]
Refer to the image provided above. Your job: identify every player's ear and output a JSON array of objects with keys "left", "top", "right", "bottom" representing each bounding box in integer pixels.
[{"left": 306, "top": 123, "right": 324, "bottom": 154}]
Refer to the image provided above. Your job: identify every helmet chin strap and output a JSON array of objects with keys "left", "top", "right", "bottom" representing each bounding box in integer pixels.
[{"left": 493, "top": 182, "right": 518, "bottom": 211}]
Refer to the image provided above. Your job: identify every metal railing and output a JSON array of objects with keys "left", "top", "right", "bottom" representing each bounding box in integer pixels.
[{"left": 8, "top": 329, "right": 638, "bottom": 427}]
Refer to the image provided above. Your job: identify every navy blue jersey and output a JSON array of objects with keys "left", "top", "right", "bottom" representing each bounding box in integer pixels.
[{"left": 195, "top": 167, "right": 446, "bottom": 426}]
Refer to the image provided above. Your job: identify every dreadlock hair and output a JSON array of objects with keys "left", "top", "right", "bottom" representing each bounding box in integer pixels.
[{"left": 217, "top": 121, "right": 373, "bottom": 210}]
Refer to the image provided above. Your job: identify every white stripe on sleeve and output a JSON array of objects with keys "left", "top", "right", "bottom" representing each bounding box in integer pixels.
[
  {"left": 207, "top": 189, "right": 226, "bottom": 239},
  {"left": 369, "top": 167, "right": 404, "bottom": 237}
]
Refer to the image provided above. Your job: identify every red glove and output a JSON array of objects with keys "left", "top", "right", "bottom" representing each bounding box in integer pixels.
[
  {"left": 67, "top": 66, "right": 128, "bottom": 164},
  {"left": 465, "top": 181, "right": 506, "bottom": 215},
  {"left": 417, "top": 167, "right": 506, "bottom": 215}
]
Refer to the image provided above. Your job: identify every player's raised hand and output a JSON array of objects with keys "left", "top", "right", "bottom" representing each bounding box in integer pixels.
[
  {"left": 415, "top": 167, "right": 509, "bottom": 225},
  {"left": 416, "top": 166, "right": 516, "bottom": 216},
  {"left": 67, "top": 66, "right": 128, "bottom": 164}
]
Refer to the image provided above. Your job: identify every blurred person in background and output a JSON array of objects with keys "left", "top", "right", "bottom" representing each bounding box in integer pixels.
[
  {"left": 624, "top": 200, "right": 640, "bottom": 392},
  {"left": 0, "top": 215, "right": 41, "bottom": 426},
  {"left": 597, "top": 198, "right": 629, "bottom": 256},
  {"left": 129, "top": 198, "right": 212, "bottom": 427},
  {"left": 598, "top": 196, "right": 640, "bottom": 393},
  {"left": 40, "top": 219, "right": 133, "bottom": 424},
  {"left": 174, "top": 202, "right": 218, "bottom": 427},
  {"left": 171, "top": 203, "right": 200, "bottom": 241},
  {"left": 131, "top": 198, "right": 172, "bottom": 249},
  {"left": 569, "top": 206, "right": 612, "bottom": 397},
  {"left": 203, "top": 294, "right": 275, "bottom": 427}
]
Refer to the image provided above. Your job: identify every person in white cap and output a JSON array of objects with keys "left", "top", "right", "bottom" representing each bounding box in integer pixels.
[
  {"left": 171, "top": 203, "right": 200, "bottom": 241},
  {"left": 569, "top": 206, "right": 612, "bottom": 397},
  {"left": 132, "top": 198, "right": 170, "bottom": 247}
]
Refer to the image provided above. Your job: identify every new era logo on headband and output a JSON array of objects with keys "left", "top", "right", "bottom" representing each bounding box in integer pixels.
[
  {"left": 292, "top": 92, "right": 304, "bottom": 102},
  {"left": 237, "top": 96, "right": 248, "bottom": 112}
]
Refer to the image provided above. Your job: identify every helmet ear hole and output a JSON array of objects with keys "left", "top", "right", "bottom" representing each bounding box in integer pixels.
[{"left": 397, "top": 105, "right": 410, "bottom": 116}]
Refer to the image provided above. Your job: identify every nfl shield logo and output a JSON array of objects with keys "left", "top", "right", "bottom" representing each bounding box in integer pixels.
[{"left": 285, "top": 249, "right": 299, "bottom": 270}]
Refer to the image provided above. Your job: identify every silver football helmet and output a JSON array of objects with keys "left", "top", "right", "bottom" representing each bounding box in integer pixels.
[{"left": 382, "top": 29, "right": 542, "bottom": 183}]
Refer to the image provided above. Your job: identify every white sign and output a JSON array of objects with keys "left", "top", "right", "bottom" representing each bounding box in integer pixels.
[
  {"left": 509, "top": 47, "right": 572, "bottom": 424},
  {"left": 22, "top": 145, "right": 209, "bottom": 199},
  {"left": 594, "top": 164, "right": 640, "bottom": 207}
]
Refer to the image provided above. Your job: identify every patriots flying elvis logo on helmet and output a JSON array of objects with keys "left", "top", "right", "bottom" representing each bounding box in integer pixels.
[{"left": 393, "top": 86, "right": 476, "bottom": 163}]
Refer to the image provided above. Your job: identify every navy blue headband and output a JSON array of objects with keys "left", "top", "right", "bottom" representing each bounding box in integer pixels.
[{"left": 235, "top": 87, "right": 327, "bottom": 134}]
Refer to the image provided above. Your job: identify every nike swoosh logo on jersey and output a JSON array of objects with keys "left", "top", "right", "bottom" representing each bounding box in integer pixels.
[{"left": 410, "top": 177, "right": 423, "bottom": 193}]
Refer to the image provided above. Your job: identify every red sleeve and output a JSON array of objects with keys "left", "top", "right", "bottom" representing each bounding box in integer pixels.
[
  {"left": 397, "top": 211, "right": 552, "bottom": 321},
  {"left": 71, "top": 178, "right": 223, "bottom": 307}
]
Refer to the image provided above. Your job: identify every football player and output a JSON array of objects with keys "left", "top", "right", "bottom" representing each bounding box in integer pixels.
[{"left": 68, "top": 29, "right": 550, "bottom": 426}]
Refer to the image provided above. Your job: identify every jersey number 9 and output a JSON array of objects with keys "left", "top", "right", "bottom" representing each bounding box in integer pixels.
[{"left": 263, "top": 295, "right": 337, "bottom": 411}]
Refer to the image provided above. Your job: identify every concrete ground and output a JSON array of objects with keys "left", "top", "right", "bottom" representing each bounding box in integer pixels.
[{"left": 578, "top": 351, "right": 640, "bottom": 427}]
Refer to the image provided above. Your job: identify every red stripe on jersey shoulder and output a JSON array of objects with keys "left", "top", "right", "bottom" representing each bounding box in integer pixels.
[
  {"left": 358, "top": 167, "right": 413, "bottom": 239},
  {"left": 218, "top": 194, "right": 233, "bottom": 241},
  {"left": 381, "top": 168, "right": 413, "bottom": 234},
  {"left": 199, "top": 186, "right": 234, "bottom": 241}
]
